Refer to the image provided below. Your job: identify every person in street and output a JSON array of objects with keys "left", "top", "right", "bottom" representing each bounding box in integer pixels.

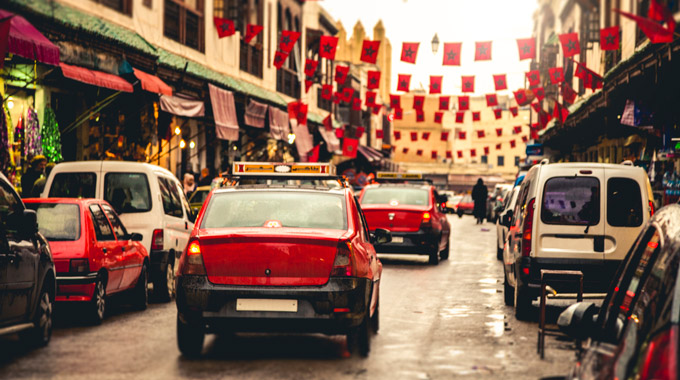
[
  {"left": 21, "top": 155, "right": 47, "bottom": 197},
  {"left": 31, "top": 162, "right": 56, "bottom": 197},
  {"left": 183, "top": 172, "right": 196, "bottom": 198},
  {"left": 197, "top": 168, "right": 212, "bottom": 187},
  {"left": 471, "top": 178, "right": 488, "bottom": 224}
]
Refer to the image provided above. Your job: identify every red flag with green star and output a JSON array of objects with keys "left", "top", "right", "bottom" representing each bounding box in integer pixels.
[
  {"left": 441, "top": 131, "right": 449, "bottom": 141},
  {"left": 472, "top": 112, "right": 481, "bottom": 122},
  {"left": 600, "top": 26, "right": 620, "bottom": 50},
  {"left": 439, "top": 96, "right": 450, "bottom": 110},
  {"left": 416, "top": 109, "right": 425, "bottom": 122},
  {"left": 244, "top": 24, "right": 263, "bottom": 43},
  {"left": 273, "top": 51, "right": 289, "bottom": 69},
  {"left": 390, "top": 94, "right": 401, "bottom": 108},
  {"left": 548, "top": 67, "right": 564, "bottom": 84},
  {"left": 430, "top": 76, "right": 443, "bottom": 94},
  {"left": 493, "top": 108, "right": 502, "bottom": 120},
  {"left": 516, "top": 37, "right": 536, "bottom": 60},
  {"left": 442, "top": 42, "right": 462, "bottom": 66},
  {"left": 474, "top": 41, "right": 492, "bottom": 61},
  {"left": 352, "top": 97, "right": 362, "bottom": 111},
  {"left": 457, "top": 150, "right": 463, "bottom": 158},
  {"left": 461, "top": 76, "right": 475, "bottom": 93},
  {"left": 319, "top": 36, "right": 338, "bottom": 60},
  {"left": 335, "top": 65, "right": 349, "bottom": 84},
  {"left": 321, "top": 84, "right": 332, "bottom": 100},
  {"left": 304, "top": 59, "right": 318, "bottom": 77},
  {"left": 486, "top": 94, "right": 498, "bottom": 107},
  {"left": 422, "top": 132, "right": 431, "bottom": 140},
  {"left": 434, "top": 112, "right": 443, "bottom": 124},
  {"left": 367, "top": 70, "right": 381, "bottom": 90},
  {"left": 458, "top": 96, "right": 470, "bottom": 111},
  {"left": 562, "top": 82, "right": 577, "bottom": 104},
  {"left": 455, "top": 112, "right": 465, "bottom": 123},
  {"left": 510, "top": 106, "right": 518, "bottom": 117},
  {"left": 526, "top": 70, "right": 541, "bottom": 87},
  {"left": 360, "top": 40, "right": 381, "bottom": 64},
  {"left": 513, "top": 89, "right": 529, "bottom": 106},
  {"left": 413, "top": 95, "right": 425, "bottom": 110},
  {"left": 493, "top": 74, "right": 508, "bottom": 91},
  {"left": 431, "top": 151, "right": 438, "bottom": 159},
  {"left": 553, "top": 100, "right": 570, "bottom": 123},
  {"left": 397, "top": 74, "right": 411, "bottom": 92},
  {"left": 458, "top": 131, "right": 467, "bottom": 140},
  {"left": 400, "top": 42, "right": 419, "bottom": 63},
  {"left": 534, "top": 87, "right": 545, "bottom": 102},
  {"left": 342, "top": 138, "right": 358, "bottom": 158},
  {"left": 365, "top": 91, "right": 377, "bottom": 107},
  {"left": 558, "top": 32, "right": 580, "bottom": 58},
  {"left": 279, "top": 30, "right": 301, "bottom": 53},
  {"left": 214, "top": 17, "right": 236, "bottom": 38}
]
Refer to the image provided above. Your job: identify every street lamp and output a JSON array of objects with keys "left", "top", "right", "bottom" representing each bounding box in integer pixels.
[{"left": 431, "top": 33, "right": 440, "bottom": 54}]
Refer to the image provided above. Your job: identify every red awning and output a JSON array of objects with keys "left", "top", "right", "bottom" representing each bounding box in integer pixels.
[
  {"left": 133, "top": 68, "right": 173, "bottom": 96},
  {"left": 0, "top": 10, "right": 60, "bottom": 65},
  {"left": 59, "top": 62, "right": 133, "bottom": 93}
]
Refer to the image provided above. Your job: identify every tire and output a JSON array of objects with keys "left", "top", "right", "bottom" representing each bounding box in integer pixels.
[
  {"left": 177, "top": 315, "right": 205, "bottom": 358},
  {"left": 496, "top": 246, "right": 503, "bottom": 261},
  {"left": 370, "top": 298, "right": 379, "bottom": 334},
  {"left": 504, "top": 272, "right": 514, "bottom": 306},
  {"left": 154, "top": 261, "right": 175, "bottom": 303},
  {"left": 457, "top": 210, "right": 463, "bottom": 218},
  {"left": 347, "top": 312, "right": 371, "bottom": 357},
  {"left": 21, "top": 283, "right": 53, "bottom": 347},
  {"left": 440, "top": 242, "right": 450, "bottom": 260},
  {"left": 514, "top": 280, "right": 532, "bottom": 321},
  {"left": 428, "top": 248, "right": 439, "bottom": 265},
  {"left": 90, "top": 277, "right": 106, "bottom": 324},
  {"left": 130, "top": 264, "right": 148, "bottom": 311}
]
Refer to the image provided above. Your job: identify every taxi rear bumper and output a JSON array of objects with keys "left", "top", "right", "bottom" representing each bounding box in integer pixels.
[
  {"left": 176, "top": 275, "right": 372, "bottom": 334},
  {"left": 372, "top": 229, "right": 439, "bottom": 255}
]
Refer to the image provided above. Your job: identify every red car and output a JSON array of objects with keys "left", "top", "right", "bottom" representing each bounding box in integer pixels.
[
  {"left": 456, "top": 194, "right": 474, "bottom": 217},
  {"left": 24, "top": 198, "right": 148, "bottom": 323},
  {"left": 175, "top": 162, "right": 387, "bottom": 357},
  {"left": 358, "top": 182, "right": 451, "bottom": 265}
]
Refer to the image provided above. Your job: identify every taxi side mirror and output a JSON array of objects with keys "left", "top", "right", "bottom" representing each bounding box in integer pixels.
[
  {"left": 129, "top": 233, "right": 143, "bottom": 241},
  {"left": 371, "top": 228, "right": 392, "bottom": 245}
]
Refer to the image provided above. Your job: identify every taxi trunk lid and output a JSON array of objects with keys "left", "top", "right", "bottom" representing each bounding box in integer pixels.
[
  {"left": 198, "top": 228, "right": 348, "bottom": 286},
  {"left": 361, "top": 205, "right": 428, "bottom": 232}
]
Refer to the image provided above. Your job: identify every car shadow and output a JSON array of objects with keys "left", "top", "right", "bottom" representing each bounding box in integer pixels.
[{"left": 376, "top": 254, "right": 433, "bottom": 267}]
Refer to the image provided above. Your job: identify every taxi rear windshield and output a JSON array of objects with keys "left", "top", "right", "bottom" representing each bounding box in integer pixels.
[
  {"left": 361, "top": 188, "right": 430, "bottom": 206},
  {"left": 201, "top": 191, "right": 347, "bottom": 230}
]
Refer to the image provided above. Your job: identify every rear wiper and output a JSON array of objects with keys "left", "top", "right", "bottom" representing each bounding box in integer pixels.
[{"left": 584, "top": 219, "right": 592, "bottom": 234}]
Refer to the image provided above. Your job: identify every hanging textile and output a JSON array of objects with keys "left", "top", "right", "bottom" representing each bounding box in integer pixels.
[
  {"left": 318, "top": 126, "right": 340, "bottom": 152},
  {"left": 41, "top": 107, "right": 62, "bottom": 162},
  {"left": 268, "top": 107, "right": 290, "bottom": 141},
  {"left": 244, "top": 99, "right": 268, "bottom": 128},
  {"left": 159, "top": 94, "right": 205, "bottom": 118},
  {"left": 291, "top": 121, "right": 313, "bottom": 161},
  {"left": 24, "top": 107, "right": 42, "bottom": 160},
  {"left": 0, "top": 108, "right": 10, "bottom": 174},
  {"left": 207, "top": 84, "right": 239, "bottom": 141}
]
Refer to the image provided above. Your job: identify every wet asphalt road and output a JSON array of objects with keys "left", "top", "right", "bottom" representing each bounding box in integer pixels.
[{"left": 0, "top": 215, "right": 579, "bottom": 380}]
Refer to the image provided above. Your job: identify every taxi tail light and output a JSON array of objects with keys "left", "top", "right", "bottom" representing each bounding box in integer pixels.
[
  {"left": 181, "top": 239, "right": 206, "bottom": 275},
  {"left": 421, "top": 211, "right": 432, "bottom": 227},
  {"left": 331, "top": 241, "right": 356, "bottom": 277},
  {"left": 522, "top": 198, "right": 535, "bottom": 257},
  {"left": 69, "top": 259, "right": 89, "bottom": 274},
  {"left": 151, "top": 229, "right": 163, "bottom": 251},
  {"left": 639, "top": 325, "right": 677, "bottom": 380}
]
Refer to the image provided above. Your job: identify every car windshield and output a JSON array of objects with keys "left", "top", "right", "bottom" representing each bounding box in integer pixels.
[
  {"left": 361, "top": 187, "right": 430, "bottom": 206},
  {"left": 201, "top": 191, "right": 347, "bottom": 230},
  {"left": 26, "top": 203, "right": 80, "bottom": 241}
]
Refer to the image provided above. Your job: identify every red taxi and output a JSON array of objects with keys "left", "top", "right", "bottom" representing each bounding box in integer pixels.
[
  {"left": 175, "top": 162, "right": 388, "bottom": 357},
  {"left": 24, "top": 198, "right": 148, "bottom": 323},
  {"left": 358, "top": 173, "right": 451, "bottom": 265}
]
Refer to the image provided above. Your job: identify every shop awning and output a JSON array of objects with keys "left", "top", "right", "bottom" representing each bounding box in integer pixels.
[
  {"left": 59, "top": 62, "right": 133, "bottom": 92},
  {"left": 160, "top": 94, "right": 205, "bottom": 118},
  {"left": 0, "top": 9, "right": 59, "bottom": 65},
  {"left": 358, "top": 145, "right": 384, "bottom": 164},
  {"left": 133, "top": 68, "right": 172, "bottom": 96}
]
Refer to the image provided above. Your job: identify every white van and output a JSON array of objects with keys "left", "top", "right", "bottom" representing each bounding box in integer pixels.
[
  {"left": 41, "top": 161, "right": 194, "bottom": 301},
  {"left": 502, "top": 161, "right": 654, "bottom": 319}
]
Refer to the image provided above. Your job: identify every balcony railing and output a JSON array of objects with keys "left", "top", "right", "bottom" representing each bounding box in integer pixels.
[
  {"left": 276, "top": 67, "right": 300, "bottom": 99},
  {"left": 240, "top": 40, "right": 263, "bottom": 78}
]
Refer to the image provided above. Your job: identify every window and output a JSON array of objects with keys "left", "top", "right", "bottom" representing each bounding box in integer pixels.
[
  {"left": 93, "top": 0, "right": 132, "bottom": 15},
  {"left": 541, "top": 177, "right": 600, "bottom": 226},
  {"left": 607, "top": 178, "right": 643, "bottom": 227},
  {"left": 514, "top": 156, "right": 520, "bottom": 167},
  {"left": 27, "top": 203, "right": 81, "bottom": 241},
  {"left": 89, "top": 204, "right": 115, "bottom": 241},
  {"left": 142, "top": 0, "right": 152, "bottom": 9},
  {"left": 101, "top": 204, "right": 128, "bottom": 240},
  {"left": 104, "top": 173, "right": 152, "bottom": 214},
  {"left": 48, "top": 172, "right": 97, "bottom": 199},
  {"left": 497, "top": 156, "right": 505, "bottom": 166},
  {"left": 164, "top": 0, "right": 204, "bottom": 52},
  {"left": 361, "top": 188, "right": 430, "bottom": 207},
  {"left": 481, "top": 155, "right": 488, "bottom": 164},
  {"left": 0, "top": 183, "right": 23, "bottom": 238},
  {"left": 158, "top": 177, "right": 183, "bottom": 217}
]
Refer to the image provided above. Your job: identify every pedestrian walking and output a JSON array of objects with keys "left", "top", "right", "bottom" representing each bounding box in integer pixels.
[
  {"left": 183, "top": 172, "right": 196, "bottom": 198},
  {"left": 471, "top": 178, "right": 488, "bottom": 224}
]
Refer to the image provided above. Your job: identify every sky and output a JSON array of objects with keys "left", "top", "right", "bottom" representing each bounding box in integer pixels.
[{"left": 320, "top": 0, "right": 538, "bottom": 96}]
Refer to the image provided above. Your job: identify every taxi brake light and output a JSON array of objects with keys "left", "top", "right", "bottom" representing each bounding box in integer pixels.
[
  {"left": 151, "top": 229, "right": 163, "bottom": 251},
  {"left": 181, "top": 240, "right": 206, "bottom": 275},
  {"left": 639, "top": 325, "right": 677, "bottom": 380},
  {"left": 333, "top": 308, "right": 350, "bottom": 313},
  {"left": 422, "top": 212, "right": 431, "bottom": 223},
  {"left": 331, "top": 241, "right": 356, "bottom": 277},
  {"left": 522, "top": 198, "right": 535, "bottom": 257},
  {"left": 70, "top": 259, "right": 89, "bottom": 274}
]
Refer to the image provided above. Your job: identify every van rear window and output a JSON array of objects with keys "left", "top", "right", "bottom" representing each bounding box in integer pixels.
[
  {"left": 104, "top": 173, "right": 152, "bottom": 214},
  {"left": 48, "top": 172, "right": 96, "bottom": 198},
  {"left": 608, "top": 178, "right": 643, "bottom": 227},
  {"left": 541, "top": 177, "right": 600, "bottom": 225}
]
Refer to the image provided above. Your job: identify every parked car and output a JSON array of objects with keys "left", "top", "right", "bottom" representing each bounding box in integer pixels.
[
  {"left": 359, "top": 183, "right": 450, "bottom": 265},
  {"left": 496, "top": 185, "right": 521, "bottom": 261},
  {"left": 487, "top": 183, "right": 513, "bottom": 223},
  {"left": 556, "top": 204, "right": 680, "bottom": 380},
  {"left": 456, "top": 194, "right": 474, "bottom": 217},
  {"left": 440, "top": 191, "right": 455, "bottom": 213},
  {"left": 0, "top": 173, "right": 55, "bottom": 347},
  {"left": 447, "top": 194, "right": 463, "bottom": 214},
  {"left": 188, "top": 185, "right": 211, "bottom": 216},
  {"left": 42, "top": 161, "right": 194, "bottom": 301},
  {"left": 502, "top": 161, "right": 654, "bottom": 320},
  {"left": 176, "top": 162, "right": 385, "bottom": 357},
  {"left": 24, "top": 198, "right": 148, "bottom": 323}
]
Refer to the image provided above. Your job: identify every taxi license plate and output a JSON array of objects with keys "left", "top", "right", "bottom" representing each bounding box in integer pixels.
[
  {"left": 392, "top": 236, "right": 404, "bottom": 243},
  {"left": 236, "top": 299, "right": 298, "bottom": 313}
]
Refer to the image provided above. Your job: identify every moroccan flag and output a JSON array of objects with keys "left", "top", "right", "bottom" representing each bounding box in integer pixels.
[
  {"left": 214, "top": 17, "right": 236, "bottom": 38},
  {"left": 332, "top": 92, "right": 341, "bottom": 104},
  {"left": 455, "top": 112, "right": 465, "bottom": 123},
  {"left": 372, "top": 106, "right": 382, "bottom": 115},
  {"left": 397, "top": 74, "right": 411, "bottom": 92},
  {"left": 393, "top": 131, "right": 402, "bottom": 140},
  {"left": 531, "top": 102, "right": 541, "bottom": 113},
  {"left": 470, "top": 149, "right": 477, "bottom": 157},
  {"left": 273, "top": 51, "right": 289, "bottom": 69},
  {"left": 439, "top": 96, "right": 450, "bottom": 110},
  {"left": 335, "top": 127, "right": 344, "bottom": 139},
  {"left": 434, "top": 112, "right": 443, "bottom": 124},
  {"left": 304, "top": 80, "right": 313, "bottom": 93},
  {"left": 474, "top": 41, "right": 492, "bottom": 61},
  {"left": 342, "top": 138, "right": 359, "bottom": 158},
  {"left": 367, "top": 70, "right": 381, "bottom": 89},
  {"left": 495, "top": 128, "right": 503, "bottom": 137},
  {"left": 365, "top": 91, "right": 377, "bottom": 107},
  {"left": 376, "top": 129, "right": 384, "bottom": 139},
  {"left": 319, "top": 36, "right": 339, "bottom": 60},
  {"left": 493, "top": 74, "right": 508, "bottom": 91},
  {"left": 472, "top": 112, "right": 481, "bottom": 122},
  {"left": 526, "top": 70, "right": 541, "bottom": 87},
  {"left": 352, "top": 97, "right": 362, "bottom": 111},
  {"left": 416, "top": 149, "right": 423, "bottom": 156},
  {"left": 321, "top": 84, "right": 332, "bottom": 100},
  {"left": 390, "top": 94, "right": 401, "bottom": 108},
  {"left": 457, "top": 151, "right": 463, "bottom": 158},
  {"left": 559, "top": 32, "right": 580, "bottom": 58},
  {"left": 510, "top": 106, "right": 519, "bottom": 117},
  {"left": 401, "top": 42, "right": 419, "bottom": 63},
  {"left": 461, "top": 76, "right": 475, "bottom": 93},
  {"left": 393, "top": 108, "right": 403, "bottom": 120},
  {"left": 531, "top": 128, "right": 539, "bottom": 139},
  {"left": 422, "top": 132, "right": 431, "bottom": 140},
  {"left": 458, "top": 131, "right": 467, "bottom": 140},
  {"left": 574, "top": 61, "right": 604, "bottom": 90},
  {"left": 416, "top": 109, "right": 425, "bottom": 122},
  {"left": 513, "top": 125, "right": 522, "bottom": 134},
  {"left": 614, "top": 9, "right": 674, "bottom": 43},
  {"left": 288, "top": 101, "right": 299, "bottom": 120},
  {"left": 514, "top": 89, "right": 529, "bottom": 106},
  {"left": 496, "top": 143, "right": 502, "bottom": 150},
  {"left": 335, "top": 65, "right": 349, "bottom": 84},
  {"left": 522, "top": 136, "right": 529, "bottom": 143},
  {"left": 534, "top": 87, "right": 545, "bottom": 102},
  {"left": 446, "top": 151, "right": 452, "bottom": 159},
  {"left": 410, "top": 132, "right": 418, "bottom": 141},
  {"left": 516, "top": 37, "right": 536, "bottom": 60},
  {"left": 600, "top": 25, "right": 620, "bottom": 50},
  {"left": 493, "top": 108, "right": 502, "bottom": 120},
  {"left": 431, "top": 151, "right": 438, "bottom": 159},
  {"left": 441, "top": 131, "right": 449, "bottom": 141},
  {"left": 297, "top": 103, "right": 308, "bottom": 125},
  {"left": 562, "top": 82, "right": 577, "bottom": 104},
  {"left": 413, "top": 95, "right": 425, "bottom": 110},
  {"left": 244, "top": 24, "right": 263, "bottom": 43},
  {"left": 484, "top": 146, "right": 490, "bottom": 155},
  {"left": 360, "top": 40, "right": 381, "bottom": 64},
  {"left": 308, "top": 144, "right": 320, "bottom": 163},
  {"left": 279, "top": 30, "right": 301, "bottom": 53},
  {"left": 356, "top": 126, "right": 365, "bottom": 138},
  {"left": 323, "top": 114, "right": 333, "bottom": 131},
  {"left": 342, "top": 88, "right": 354, "bottom": 103},
  {"left": 442, "top": 42, "right": 462, "bottom": 66},
  {"left": 458, "top": 96, "right": 470, "bottom": 111},
  {"left": 304, "top": 59, "right": 318, "bottom": 77},
  {"left": 477, "top": 130, "right": 485, "bottom": 138},
  {"left": 430, "top": 76, "right": 443, "bottom": 94},
  {"left": 553, "top": 101, "right": 570, "bottom": 123},
  {"left": 510, "top": 139, "right": 516, "bottom": 148},
  {"left": 548, "top": 67, "right": 564, "bottom": 84},
  {"left": 402, "top": 147, "right": 409, "bottom": 154},
  {"left": 486, "top": 94, "right": 498, "bottom": 107}
]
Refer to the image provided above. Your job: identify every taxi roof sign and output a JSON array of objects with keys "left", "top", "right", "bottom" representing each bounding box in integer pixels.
[
  {"left": 232, "top": 162, "right": 336, "bottom": 177},
  {"left": 376, "top": 172, "right": 423, "bottom": 180}
]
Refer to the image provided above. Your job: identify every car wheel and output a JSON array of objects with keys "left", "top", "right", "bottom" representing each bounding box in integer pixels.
[
  {"left": 177, "top": 315, "right": 205, "bottom": 358},
  {"left": 370, "top": 297, "right": 379, "bottom": 334},
  {"left": 514, "top": 278, "right": 532, "bottom": 321},
  {"left": 428, "top": 248, "right": 439, "bottom": 265},
  {"left": 90, "top": 277, "right": 106, "bottom": 324},
  {"left": 496, "top": 246, "right": 503, "bottom": 261},
  {"left": 457, "top": 210, "right": 463, "bottom": 218},
  {"left": 154, "top": 261, "right": 175, "bottom": 302},
  {"left": 347, "top": 312, "right": 371, "bottom": 357},
  {"left": 21, "top": 283, "right": 53, "bottom": 347},
  {"left": 440, "top": 242, "right": 450, "bottom": 260},
  {"left": 131, "top": 264, "right": 148, "bottom": 311},
  {"left": 504, "top": 272, "right": 514, "bottom": 306}
]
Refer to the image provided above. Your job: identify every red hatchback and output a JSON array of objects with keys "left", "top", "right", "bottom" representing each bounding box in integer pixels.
[
  {"left": 24, "top": 198, "right": 148, "bottom": 323},
  {"left": 175, "top": 162, "right": 387, "bottom": 357}
]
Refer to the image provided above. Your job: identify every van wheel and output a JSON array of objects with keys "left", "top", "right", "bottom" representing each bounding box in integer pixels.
[
  {"left": 439, "top": 242, "right": 450, "bottom": 260},
  {"left": 21, "top": 283, "right": 53, "bottom": 347},
  {"left": 347, "top": 312, "right": 371, "bottom": 357},
  {"left": 497, "top": 246, "right": 503, "bottom": 261},
  {"left": 154, "top": 261, "right": 175, "bottom": 302},
  {"left": 514, "top": 281, "right": 532, "bottom": 321},
  {"left": 457, "top": 210, "right": 463, "bottom": 218},
  {"left": 177, "top": 315, "right": 204, "bottom": 358},
  {"left": 90, "top": 278, "right": 106, "bottom": 324},
  {"left": 130, "top": 264, "right": 148, "bottom": 310},
  {"left": 504, "top": 272, "right": 514, "bottom": 306}
]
